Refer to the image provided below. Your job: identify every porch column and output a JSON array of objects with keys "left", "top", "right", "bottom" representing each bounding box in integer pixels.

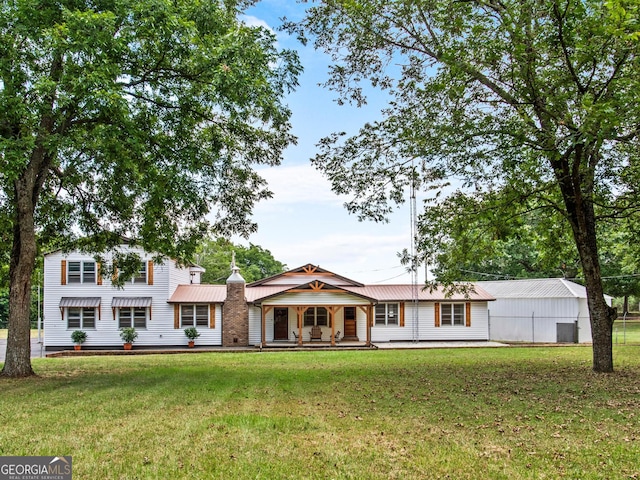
[
  {"left": 366, "top": 304, "right": 372, "bottom": 347},
  {"left": 261, "top": 306, "right": 273, "bottom": 347},
  {"left": 261, "top": 306, "right": 266, "bottom": 347},
  {"left": 328, "top": 306, "right": 338, "bottom": 346},
  {"left": 296, "top": 307, "right": 305, "bottom": 346}
]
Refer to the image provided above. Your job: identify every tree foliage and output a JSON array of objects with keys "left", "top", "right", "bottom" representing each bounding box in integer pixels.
[
  {"left": 424, "top": 195, "right": 581, "bottom": 282},
  {"left": 426, "top": 190, "right": 640, "bottom": 307},
  {"left": 196, "top": 237, "right": 286, "bottom": 284},
  {"left": 0, "top": 0, "right": 301, "bottom": 377},
  {"left": 290, "top": 0, "right": 640, "bottom": 372}
]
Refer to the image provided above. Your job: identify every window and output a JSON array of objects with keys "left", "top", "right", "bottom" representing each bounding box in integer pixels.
[
  {"left": 68, "top": 261, "right": 96, "bottom": 284},
  {"left": 304, "top": 307, "right": 328, "bottom": 326},
  {"left": 181, "top": 305, "right": 209, "bottom": 327},
  {"left": 133, "top": 262, "right": 147, "bottom": 284},
  {"left": 67, "top": 307, "right": 96, "bottom": 329},
  {"left": 375, "top": 303, "right": 399, "bottom": 326},
  {"left": 441, "top": 303, "right": 464, "bottom": 326},
  {"left": 344, "top": 307, "right": 356, "bottom": 321},
  {"left": 118, "top": 307, "right": 147, "bottom": 328}
]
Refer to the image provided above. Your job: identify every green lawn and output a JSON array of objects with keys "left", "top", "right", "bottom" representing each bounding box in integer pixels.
[
  {"left": 0, "top": 329, "right": 40, "bottom": 339},
  {"left": 1, "top": 347, "right": 639, "bottom": 479},
  {"left": 613, "top": 319, "right": 640, "bottom": 344}
]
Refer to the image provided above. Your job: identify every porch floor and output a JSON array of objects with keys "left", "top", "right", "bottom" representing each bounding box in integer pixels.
[{"left": 261, "top": 341, "right": 370, "bottom": 349}]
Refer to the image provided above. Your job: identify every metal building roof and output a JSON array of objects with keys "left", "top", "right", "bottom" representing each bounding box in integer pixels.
[{"left": 477, "top": 278, "right": 589, "bottom": 299}]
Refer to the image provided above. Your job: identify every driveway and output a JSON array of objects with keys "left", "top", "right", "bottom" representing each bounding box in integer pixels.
[{"left": 0, "top": 338, "right": 46, "bottom": 363}]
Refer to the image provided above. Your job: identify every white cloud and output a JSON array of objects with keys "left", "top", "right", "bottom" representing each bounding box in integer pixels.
[
  {"left": 256, "top": 164, "right": 348, "bottom": 210},
  {"left": 239, "top": 15, "right": 275, "bottom": 33}
]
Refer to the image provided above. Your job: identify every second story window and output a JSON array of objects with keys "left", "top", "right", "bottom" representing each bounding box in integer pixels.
[
  {"left": 133, "top": 262, "right": 147, "bottom": 284},
  {"left": 68, "top": 261, "right": 96, "bottom": 284}
]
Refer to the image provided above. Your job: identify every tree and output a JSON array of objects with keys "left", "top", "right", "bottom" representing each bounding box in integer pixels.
[
  {"left": 0, "top": 0, "right": 301, "bottom": 377},
  {"left": 424, "top": 190, "right": 640, "bottom": 309},
  {"left": 196, "top": 237, "right": 286, "bottom": 284},
  {"left": 422, "top": 194, "right": 581, "bottom": 282},
  {"left": 290, "top": 0, "right": 640, "bottom": 372}
]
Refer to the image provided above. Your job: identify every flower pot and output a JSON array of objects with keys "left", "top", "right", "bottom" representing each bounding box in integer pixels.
[
  {"left": 74, "top": 345, "right": 81, "bottom": 351},
  {"left": 188, "top": 341, "right": 195, "bottom": 348},
  {"left": 123, "top": 343, "right": 132, "bottom": 350}
]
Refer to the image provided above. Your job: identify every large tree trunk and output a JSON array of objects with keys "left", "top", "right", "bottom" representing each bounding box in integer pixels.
[
  {"left": 577, "top": 233, "right": 617, "bottom": 373},
  {"left": 2, "top": 55, "right": 60, "bottom": 378},
  {"left": 556, "top": 148, "right": 617, "bottom": 373},
  {"left": 1, "top": 181, "right": 38, "bottom": 377}
]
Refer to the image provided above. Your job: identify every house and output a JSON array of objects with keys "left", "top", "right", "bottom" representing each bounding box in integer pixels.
[
  {"left": 478, "top": 278, "right": 612, "bottom": 343},
  {"left": 43, "top": 246, "right": 495, "bottom": 350},
  {"left": 43, "top": 246, "right": 221, "bottom": 349}
]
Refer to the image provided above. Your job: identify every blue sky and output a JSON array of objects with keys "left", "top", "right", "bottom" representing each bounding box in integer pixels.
[{"left": 238, "top": 1, "right": 419, "bottom": 284}]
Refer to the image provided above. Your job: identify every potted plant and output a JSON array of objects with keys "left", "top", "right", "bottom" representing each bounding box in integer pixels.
[
  {"left": 71, "top": 330, "right": 87, "bottom": 351},
  {"left": 119, "top": 327, "right": 138, "bottom": 350},
  {"left": 184, "top": 327, "right": 200, "bottom": 348}
]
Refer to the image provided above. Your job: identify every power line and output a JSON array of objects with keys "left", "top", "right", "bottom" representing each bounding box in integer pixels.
[
  {"left": 371, "top": 271, "right": 409, "bottom": 284},
  {"left": 458, "top": 268, "right": 640, "bottom": 282}
]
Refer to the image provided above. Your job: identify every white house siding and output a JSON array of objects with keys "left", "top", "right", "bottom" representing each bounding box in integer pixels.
[
  {"left": 44, "top": 249, "right": 221, "bottom": 348},
  {"left": 168, "top": 261, "right": 192, "bottom": 296},
  {"left": 370, "top": 302, "right": 489, "bottom": 342},
  {"left": 488, "top": 298, "right": 587, "bottom": 343},
  {"left": 249, "top": 306, "right": 263, "bottom": 346}
]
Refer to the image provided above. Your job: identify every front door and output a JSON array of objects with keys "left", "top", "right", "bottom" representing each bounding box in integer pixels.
[
  {"left": 343, "top": 306, "right": 358, "bottom": 340},
  {"left": 274, "top": 308, "right": 289, "bottom": 340}
]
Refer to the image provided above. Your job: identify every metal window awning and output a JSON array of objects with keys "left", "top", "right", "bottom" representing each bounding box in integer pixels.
[
  {"left": 59, "top": 297, "right": 101, "bottom": 321},
  {"left": 59, "top": 297, "right": 101, "bottom": 307},
  {"left": 111, "top": 297, "right": 153, "bottom": 321},
  {"left": 111, "top": 297, "right": 152, "bottom": 308}
]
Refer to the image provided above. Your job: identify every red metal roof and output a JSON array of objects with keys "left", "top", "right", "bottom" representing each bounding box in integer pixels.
[
  {"left": 342, "top": 284, "right": 495, "bottom": 302},
  {"left": 167, "top": 282, "right": 494, "bottom": 303},
  {"left": 168, "top": 285, "right": 227, "bottom": 303}
]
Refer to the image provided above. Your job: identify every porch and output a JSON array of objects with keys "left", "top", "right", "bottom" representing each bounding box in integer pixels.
[{"left": 258, "top": 304, "right": 374, "bottom": 348}]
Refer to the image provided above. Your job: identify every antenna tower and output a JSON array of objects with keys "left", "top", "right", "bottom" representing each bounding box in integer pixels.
[{"left": 410, "top": 160, "right": 419, "bottom": 342}]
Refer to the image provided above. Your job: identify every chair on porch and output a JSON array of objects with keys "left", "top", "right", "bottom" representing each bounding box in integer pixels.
[
  {"left": 310, "top": 325, "right": 323, "bottom": 341},
  {"left": 334, "top": 331, "right": 341, "bottom": 343},
  {"left": 292, "top": 331, "right": 299, "bottom": 342}
]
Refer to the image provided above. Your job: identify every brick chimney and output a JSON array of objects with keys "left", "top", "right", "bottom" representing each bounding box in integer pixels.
[{"left": 222, "top": 253, "right": 249, "bottom": 347}]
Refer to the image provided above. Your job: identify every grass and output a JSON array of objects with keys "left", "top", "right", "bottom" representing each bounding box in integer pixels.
[
  {"left": 1, "top": 347, "right": 640, "bottom": 479},
  {"left": 0, "top": 329, "right": 40, "bottom": 339},
  {"left": 613, "top": 319, "right": 640, "bottom": 344}
]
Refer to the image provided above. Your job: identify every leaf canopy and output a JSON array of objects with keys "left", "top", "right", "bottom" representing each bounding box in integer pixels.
[{"left": 1, "top": 0, "right": 301, "bottom": 259}]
